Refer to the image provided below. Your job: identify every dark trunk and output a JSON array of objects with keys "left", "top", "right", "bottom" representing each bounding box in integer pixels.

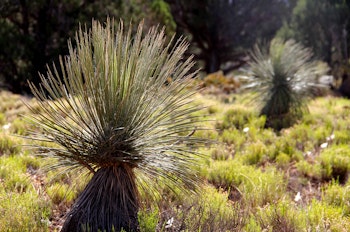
[
  {"left": 205, "top": 50, "right": 221, "bottom": 74},
  {"left": 61, "top": 165, "right": 139, "bottom": 232}
]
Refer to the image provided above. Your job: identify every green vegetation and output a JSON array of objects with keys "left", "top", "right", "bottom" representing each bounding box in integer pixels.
[
  {"left": 278, "top": 0, "right": 350, "bottom": 77},
  {"left": 1, "top": 1, "right": 350, "bottom": 231},
  {"left": 247, "top": 39, "right": 328, "bottom": 131},
  {"left": 0, "top": 0, "right": 175, "bottom": 93},
  {"left": 27, "top": 18, "right": 207, "bottom": 231},
  {"left": 2, "top": 82, "right": 350, "bottom": 231}
]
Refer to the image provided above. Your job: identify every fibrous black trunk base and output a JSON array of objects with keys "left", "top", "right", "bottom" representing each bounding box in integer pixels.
[{"left": 61, "top": 165, "right": 139, "bottom": 232}]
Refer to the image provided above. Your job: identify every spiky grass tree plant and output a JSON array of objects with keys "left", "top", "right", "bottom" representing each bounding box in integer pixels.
[
  {"left": 27, "top": 19, "right": 206, "bottom": 231},
  {"left": 247, "top": 39, "right": 328, "bottom": 130}
]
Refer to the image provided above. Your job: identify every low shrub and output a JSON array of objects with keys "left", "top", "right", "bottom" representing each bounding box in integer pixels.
[
  {"left": 46, "top": 183, "right": 76, "bottom": 205},
  {"left": 202, "top": 71, "right": 240, "bottom": 94},
  {"left": 276, "top": 152, "right": 291, "bottom": 169},
  {"left": 0, "top": 156, "right": 30, "bottom": 192},
  {"left": 242, "top": 141, "right": 267, "bottom": 165},
  {"left": 210, "top": 146, "right": 232, "bottom": 161},
  {"left": 155, "top": 185, "right": 246, "bottom": 231},
  {"left": 296, "top": 160, "right": 323, "bottom": 181},
  {"left": 221, "top": 129, "right": 246, "bottom": 148},
  {"left": 319, "top": 144, "right": 350, "bottom": 183},
  {"left": 0, "top": 113, "right": 5, "bottom": 125},
  {"left": 207, "top": 160, "right": 286, "bottom": 208},
  {"left": 333, "top": 130, "right": 350, "bottom": 145},
  {"left": 0, "top": 133, "right": 21, "bottom": 156},
  {"left": 322, "top": 181, "right": 350, "bottom": 216},
  {"left": 266, "top": 136, "right": 300, "bottom": 162},
  {"left": 217, "top": 107, "right": 255, "bottom": 130},
  {"left": 138, "top": 207, "right": 159, "bottom": 232},
  {"left": 207, "top": 105, "right": 219, "bottom": 114},
  {"left": 256, "top": 201, "right": 305, "bottom": 232},
  {"left": 305, "top": 200, "right": 350, "bottom": 231},
  {"left": 0, "top": 190, "right": 51, "bottom": 231},
  {"left": 10, "top": 118, "right": 31, "bottom": 135}
]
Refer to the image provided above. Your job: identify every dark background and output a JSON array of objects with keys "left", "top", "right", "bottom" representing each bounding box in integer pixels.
[{"left": 0, "top": 0, "right": 349, "bottom": 94}]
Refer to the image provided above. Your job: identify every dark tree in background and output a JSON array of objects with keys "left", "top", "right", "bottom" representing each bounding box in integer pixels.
[
  {"left": 277, "top": 0, "right": 350, "bottom": 96},
  {"left": 2, "top": 0, "right": 350, "bottom": 94},
  {"left": 278, "top": 0, "right": 350, "bottom": 73},
  {"left": 0, "top": 0, "right": 173, "bottom": 93},
  {"left": 165, "top": 0, "right": 294, "bottom": 74}
]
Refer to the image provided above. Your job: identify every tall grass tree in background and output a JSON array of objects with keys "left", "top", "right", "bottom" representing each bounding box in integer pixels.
[
  {"left": 247, "top": 38, "right": 328, "bottom": 131},
  {"left": 27, "top": 18, "right": 206, "bottom": 231}
]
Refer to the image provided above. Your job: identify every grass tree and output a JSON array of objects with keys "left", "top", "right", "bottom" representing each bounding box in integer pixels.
[
  {"left": 27, "top": 18, "right": 206, "bottom": 231},
  {"left": 247, "top": 38, "right": 328, "bottom": 131}
]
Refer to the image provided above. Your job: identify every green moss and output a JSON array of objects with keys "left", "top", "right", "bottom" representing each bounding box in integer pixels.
[{"left": 249, "top": 115, "right": 266, "bottom": 129}]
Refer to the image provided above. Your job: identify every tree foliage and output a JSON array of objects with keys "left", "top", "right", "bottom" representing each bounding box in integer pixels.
[
  {"left": 27, "top": 18, "right": 205, "bottom": 231},
  {"left": 165, "top": 0, "right": 293, "bottom": 74},
  {"left": 0, "top": 0, "right": 174, "bottom": 93},
  {"left": 278, "top": 0, "right": 350, "bottom": 70}
]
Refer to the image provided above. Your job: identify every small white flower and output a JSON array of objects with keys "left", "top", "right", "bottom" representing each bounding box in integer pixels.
[
  {"left": 294, "top": 192, "right": 302, "bottom": 202},
  {"left": 40, "top": 218, "right": 51, "bottom": 225},
  {"left": 2, "top": 123, "right": 10, "bottom": 130},
  {"left": 165, "top": 217, "right": 174, "bottom": 229},
  {"left": 304, "top": 151, "right": 312, "bottom": 157},
  {"left": 326, "top": 134, "right": 335, "bottom": 141},
  {"left": 320, "top": 142, "right": 328, "bottom": 149},
  {"left": 243, "top": 127, "right": 249, "bottom": 133}
]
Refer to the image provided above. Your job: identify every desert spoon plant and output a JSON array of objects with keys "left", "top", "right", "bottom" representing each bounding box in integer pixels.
[
  {"left": 27, "top": 18, "right": 205, "bottom": 231},
  {"left": 247, "top": 39, "right": 328, "bottom": 130}
]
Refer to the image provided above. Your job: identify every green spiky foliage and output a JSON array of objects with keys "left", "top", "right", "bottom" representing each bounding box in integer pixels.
[
  {"left": 27, "top": 19, "right": 205, "bottom": 231},
  {"left": 247, "top": 39, "right": 328, "bottom": 131}
]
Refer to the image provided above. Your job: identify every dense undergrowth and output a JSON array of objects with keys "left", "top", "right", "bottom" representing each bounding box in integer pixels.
[{"left": 0, "top": 87, "right": 350, "bottom": 231}]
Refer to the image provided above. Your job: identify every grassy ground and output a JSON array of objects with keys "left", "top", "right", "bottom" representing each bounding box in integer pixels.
[{"left": 0, "top": 87, "right": 349, "bottom": 231}]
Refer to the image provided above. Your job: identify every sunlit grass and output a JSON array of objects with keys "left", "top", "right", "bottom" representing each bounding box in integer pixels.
[{"left": 1, "top": 88, "right": 350, "bottom": 230}]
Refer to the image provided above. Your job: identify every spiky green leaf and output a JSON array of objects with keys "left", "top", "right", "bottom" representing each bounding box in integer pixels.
[{"left": 27, "top": 19, "right": 206, "bottom": 195}]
